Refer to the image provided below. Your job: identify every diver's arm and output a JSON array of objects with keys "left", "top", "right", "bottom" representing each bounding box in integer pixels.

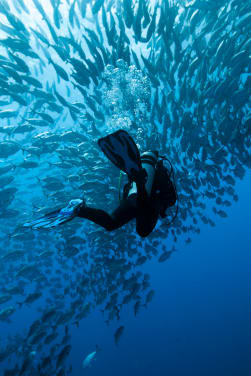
[
  {"left": 133, "top": 168, "right": 150, "bottom": 208},
  {"left": 155, "top": 166, "right": 177, "bottom": 217},
  {"left": 121, "top": 167, "right": 149, "bottom": 206}
]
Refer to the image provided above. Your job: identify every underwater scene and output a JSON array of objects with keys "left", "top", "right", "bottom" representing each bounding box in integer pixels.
[{"left": 0, "top": 0, "right": 250, "bottom": 375}]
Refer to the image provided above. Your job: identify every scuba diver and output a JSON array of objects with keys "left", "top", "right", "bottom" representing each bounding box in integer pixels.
[{"left": 24, "top": 130, "right": 178, "bottom": 238}]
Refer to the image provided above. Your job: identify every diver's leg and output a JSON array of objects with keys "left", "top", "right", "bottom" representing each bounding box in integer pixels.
[
  {"left": 76, "top": 197, "right": 137, "bottom": 231},
  {"left": 136, "top": 204, "right": 159, "bottom": 237}
]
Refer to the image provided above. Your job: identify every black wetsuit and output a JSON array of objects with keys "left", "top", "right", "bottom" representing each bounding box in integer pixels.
[{"left": 77, "top": 160, "right": 177, "bottom": 237}]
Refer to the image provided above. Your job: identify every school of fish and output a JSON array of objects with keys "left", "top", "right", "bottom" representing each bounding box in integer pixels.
[{"left": 0, "top": 0, "right": 250, "bottom": 374}]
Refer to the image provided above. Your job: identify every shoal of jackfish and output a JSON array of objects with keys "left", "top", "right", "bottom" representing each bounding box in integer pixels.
[{"left": 0, "top": 0, "right": 250, "bottom": 375}]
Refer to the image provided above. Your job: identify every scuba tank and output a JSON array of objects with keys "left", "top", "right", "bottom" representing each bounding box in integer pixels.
[
  {"left": 118, "top": 152, "right": 179, "bottom": 226},
  {"left": 128, "top": 151, "right": 158, "bottom": 197}
]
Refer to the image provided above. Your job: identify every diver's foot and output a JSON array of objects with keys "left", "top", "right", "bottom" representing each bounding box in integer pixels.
[
  {"left": 60, "top": 199, "right": 85, "bottom": 218},
  {"left": 74, "top": 198, "right": 86, "bottom": 216}
]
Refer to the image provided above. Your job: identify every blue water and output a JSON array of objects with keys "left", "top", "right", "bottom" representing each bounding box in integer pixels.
[
  {"left": 68, "top": 173, "right": 251, "bottom": 376},
  {"left": 0, "top": 1, "right": 250, "bottom": 375}
]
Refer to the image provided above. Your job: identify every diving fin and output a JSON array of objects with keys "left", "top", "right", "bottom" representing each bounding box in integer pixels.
[
  {"left": 98, "top": 130, "right": 142, "bottom": 180},
  {"left": 23, "top": 199, "right": 84, "bottom": 229}
]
